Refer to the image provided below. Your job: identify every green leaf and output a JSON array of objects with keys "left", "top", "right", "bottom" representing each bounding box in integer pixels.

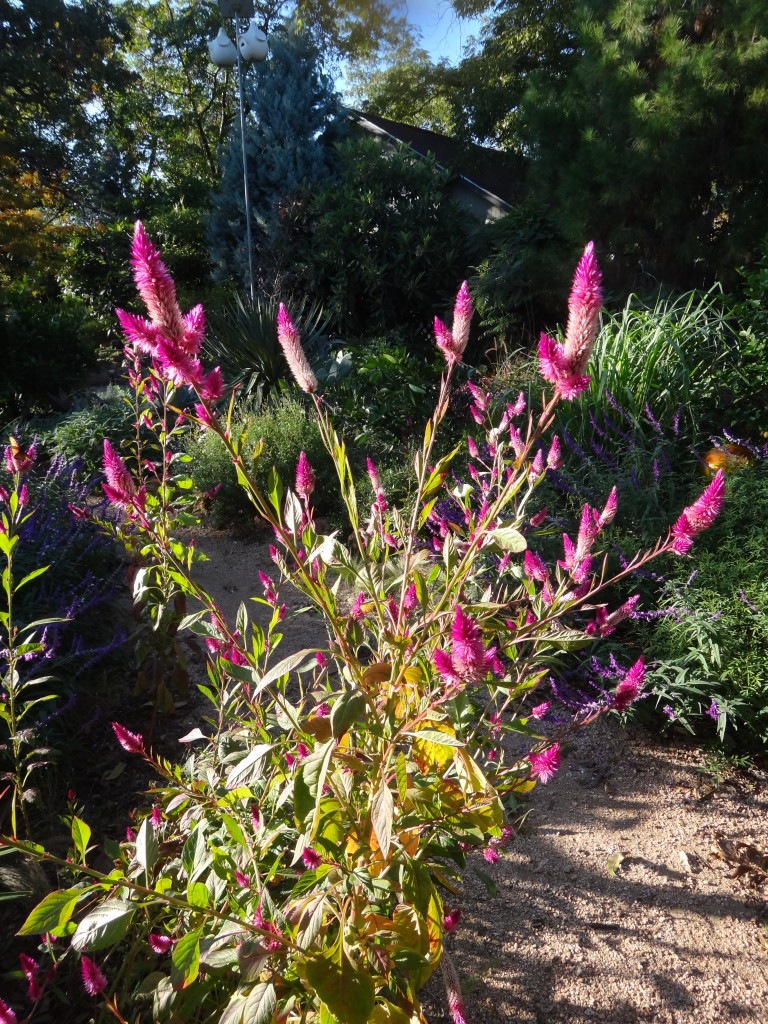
[
  {"left": 171, "top": 927, "right": 202, "bottom": 990},
  {"left": 71, "top": 899, "right": 134, "bottom": 952},
  {"left": 181, "top": 820, "right": 210, "bottom": 882},
  {"left": 371, "top": 780, "right": 394, "bottom": 859},
  {"left": 14, "top": 565, "right": 49, "bottom": 592},
  {"left": 254, "top": 649, "right": 316, "bottom": 697},
  {"left": 296, "top": 739, "right": 335, "bottom": 833},
  {"left": 485, "top": 524, "right": 527, "bottom": 553},
  {"left": 242, "top": 981, "right": 276, "bottom": 1024},
  {"left": 226, "top": 744, "right": 275, "bottom": 789},
  {"left": 70, "top": 816, "right": 91, "bottom": 861},
  {"left": 395, "top": 752, "right": 408, "bottom": 804},
  {"left": 187, "top": 881, "right": 209, "bottom": 908},
  {"left": 330, "top": 688, "right": 366, "bottom": 739},
  {"left": 135, "top": 817, "right": 158, "bottom": 875},
  {"left": 304, "top": 953, "right": 375, "bottom": 1024},
  {"left": 405, "top": 729, "right": 464, "bottom": 747},
  {"left": 17, "top": 888, "right": 82, "bottom": 935}
]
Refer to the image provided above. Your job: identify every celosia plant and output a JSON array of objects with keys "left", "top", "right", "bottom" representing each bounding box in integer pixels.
[{"left": 3, "top": 230, "right": 725, "bottom": 1024}]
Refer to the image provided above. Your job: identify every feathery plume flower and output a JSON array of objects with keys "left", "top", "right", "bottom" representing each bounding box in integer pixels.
[
  {"left": 547, "top": 435, "right": 562, "bottom": 470},
  {"left": 449, "top": 606, "right": 495, "bottom": 684},
  {"left": 302, "top": 847, "right": 322, "bottom": 869},
  {"left": 441, "top": 951, "right": 468, "bottom": 1024},
  {"left": 81, "top": 956, "right": 107, "bottom": 996},
  {"left": 529, "top": 743, "right": 561, "bottom": 783},
  {"left": 295, "top": 451, "right": 315, "bottom": 501},
  {"left": 443, "top": 908, "right": 461, "bottom": 933},
  {"left": 199, "top": 366, "right": 224, "bottom": 402},
  {"left": 451, "top": 281, "right": 473, "bottom": 354},
  {"left": 538, "top": 242, "right": 602, "bottom": 399},
  {"left": 433, "top": 648, "right": 461, "bottom": 687},
  {"left": 111, "top": 721, "right": 145, "bottom": 754},
  {"left": 0, "top": 999, "right": 17, "bottom": 1024},
  {"left": 529, "top": 701, "right": 551, "bottom": 720},
  {"left": 483, "top": 847, "right": 499, "bottom": 864},
  {"left": 277, "top": 304, "right": 318, "bottom": 394},
  {"left": 129, "top": 221, "right": 185, "bottom": 343},
  {"left": 563, "top": 240, "right": 603, "bottom": 374},
  {"left": 670, "top": 470, "right": 726, "bottom": 555},
  {"left": 149, "top": 934, "right": 174, "bottom": 955},
  {"left": 434, "top": 316, "right": 457, "bottom": 363},
  {"left": 403, "top": 583, "right": 418, "bottom": 613},
  {"left": 19, "top": 954, "right": 41, "bottom": 1000},
  {"left": 598, "top": 486, "right": 618, "bottom": 527},
  {"left": 612, "top": 657, "right": 646, "bottom": 711},
  {"left": 102, "top": 440, "right": 137, "bottom": 508},
  {"left": 524, "top": 550, "right": 549, "bottom": 584}
]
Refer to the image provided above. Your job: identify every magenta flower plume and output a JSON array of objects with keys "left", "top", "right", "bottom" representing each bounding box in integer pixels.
[
  {"left": 114, "top": 309, "right": 160, "bottom": 354},
  {"left": 563, "top": 241, "right": 603, "bottom": 375},
  {"left": 538, "top": 332, "right": 590, "bottom": 401},
  {"left": 0, "top": 999, "right": 17, "bottom": 1024},
  {"left": 448, "top": 606, "right": 495, "bottom": 684},
  {"left": 111, "top": 721, "right": 145, "bottom": 754},
  {"left": 149, "top": 934, "right": 174, "bottom": 955},
  {"left": 302, "top": 847, "right": 322, "bottom": 869},
  {"left": 102, "top": 440, "right": 136, "bottom": 508},
  {"left": 81, "top": 956, "right": 107, "bottom": 996},
  {"left": 443, "top": 908, "right": 461, "bottom": 933},
  {"left": 598, "top": 486, "right": 618, "bottom": 528},
  {"left": 537, "top": 242, "right": 602, "bottom": 400},
  {"left": 612, "top": 657, "right": 646, "bottom": 712},
  {"left": 434, "top": 315, "right": 458, "bottom": 364},
  {"left": 441, "top": 951, "right": 468, "bottom": 1024},
  {"left": 529, "top": 743, "right": 561, "bottom": 784},
  {"left": 130, "top": 221, "right": 185, "bottom": 344},
  {"left": 199, "top": 366, "right": 224, "bottom": 402},
  {"left": 452, "top": 281, "right": 473, "bottom": 354},
  {"left": 295, "top": 451, "right": 316, "bottom": 501},
  {"left": 277, "top": 304, "right": 318, "bottom": 394},
  {"left": 671, "top": 469, "right": 725, "bottom": 555}
]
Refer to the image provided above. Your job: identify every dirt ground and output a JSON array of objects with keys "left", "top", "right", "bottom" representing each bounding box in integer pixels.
[{"left": 188, "top": 528, "right": 768, "bottom": 1024}]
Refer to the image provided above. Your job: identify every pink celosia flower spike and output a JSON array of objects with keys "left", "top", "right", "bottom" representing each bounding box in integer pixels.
[
  {"left": 102, "top": 439, "right": 136, "bottom": 506},
  {"left": 449, "top": 606, "right": 496, "bottom": 683},
  {"left": 130, "top": 221, "right": 185, "bottom": 344},
  {"left": 529, "top": 743, "right": 561, "bottom": 784},
  {"left": 434, "top": 315, "right": 458, "bottom": 364},
  {"left": 0, "top": 998, "right": 17, "bottom": 1024},
  {"left": 112, "top": 721, "right": 145, "bottom": 754},
  {"left": 563, "top": 241, "right": 603, "bottom": 376},
  {"left": 295, "top": 451, "right": 315, "bottom": 501},
  {"left": 671, "top": 470, "right": 725, "bottom": 555},
  {"left": 452, "top": 281, "right": 473, "bottom": 355},
  {"left": 277, "top": 304, "right": 318, "bottom": 394},
  {"left": 612, "top": 657, "right": 646, "bottom": 712},
  {"left": 81, "top": 956, "right": 107, "bottom": 996},
  {"left": 441, "top": 951, "right": 468, "bottom": 1024}
]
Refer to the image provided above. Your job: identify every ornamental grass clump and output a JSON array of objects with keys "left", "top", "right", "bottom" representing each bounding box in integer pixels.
[{"left": 2, "top": 229, "right": 726, "bottom": 1024}]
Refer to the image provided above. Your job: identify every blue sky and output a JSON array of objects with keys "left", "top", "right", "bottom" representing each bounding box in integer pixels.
[{"left": 403, "top": 0, "right": 483, "bottom": 64}]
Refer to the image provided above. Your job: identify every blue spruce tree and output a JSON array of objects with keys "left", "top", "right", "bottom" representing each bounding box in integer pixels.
[{"left": 209, "top": 23, "right": 345, "bottom": 290}]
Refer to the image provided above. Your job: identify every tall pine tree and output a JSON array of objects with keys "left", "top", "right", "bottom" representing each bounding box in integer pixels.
[{"left": 208, "top": 22, "right": 345, "bottom": 290}]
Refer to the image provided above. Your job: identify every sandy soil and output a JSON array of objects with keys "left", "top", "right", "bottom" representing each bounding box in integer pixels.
[{"left": 188, "top": 528, "right": 768, "bottom": 1024}]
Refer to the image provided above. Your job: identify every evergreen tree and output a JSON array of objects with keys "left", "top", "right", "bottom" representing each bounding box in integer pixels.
[
  {"left": 208, "top": 23, "right": 345, "bottom": 289},
  {"left": 521, "top": 0, "right": 768, "bottom": 289}
]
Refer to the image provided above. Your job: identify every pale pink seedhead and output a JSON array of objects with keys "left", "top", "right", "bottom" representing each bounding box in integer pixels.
[
  {"left": 277, "top": 304, "right": 318, "bottom": 394},
  {"left": 547, "top": 435, "right": 562, "bottom": 470},
  {"left": 131, "top": 221, "right": 185, "bottom": 343},
  {"left": 441, "top": 952, "right": 468, "bottom": 1024},
  {"left": 598, "top": 486, "right": 618, "bottom": 528},
  {"left": 451, "top": 280, "right": 473, "bottom": 355},
  {"left": 563, "top": 241, "right": 603, "bottom": 375},
  {"left": 295, "top": 451, "right": 315, "bottom": 501}
]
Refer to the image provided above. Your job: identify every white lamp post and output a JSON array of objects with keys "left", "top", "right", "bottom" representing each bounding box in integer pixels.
[{"left": 208, "top": 0, "right": 268, "bottom": 302}]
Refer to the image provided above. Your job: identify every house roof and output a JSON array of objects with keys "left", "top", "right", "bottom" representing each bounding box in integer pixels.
[{"left": 347, "top": 109, "right": 523, "bottom": 212}]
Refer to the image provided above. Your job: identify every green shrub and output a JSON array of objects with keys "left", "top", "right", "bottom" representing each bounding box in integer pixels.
[
  {"left": 187, "top": 397, "right": 336, "bottom": 524},
  {"left": 0, "top": 285, "right": 100, "bottom": 418},
  {"left": 640, "top": 462, "right": 768, "bottom": 748},
  {"left": 44, "top": 390, "right": 135, "bottom": 474}
]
